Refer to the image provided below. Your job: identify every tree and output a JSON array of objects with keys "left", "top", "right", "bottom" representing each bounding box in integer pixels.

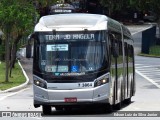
[
  {"left": 0, "top": 0, "right": 35, "bottom": 82},
  {"left": 129, "top": 0, "right": 160, "bottom": 37},
  {"left": 144, "top": 0, "right": 160, "bottom": 38},
  {"left": 100, "top": 0, "right": 125, "bottom": 17}
]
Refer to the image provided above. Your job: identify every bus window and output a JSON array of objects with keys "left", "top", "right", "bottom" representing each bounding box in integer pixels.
[{"left": 110, "top": 34, "right": 119, "bottom": 58}]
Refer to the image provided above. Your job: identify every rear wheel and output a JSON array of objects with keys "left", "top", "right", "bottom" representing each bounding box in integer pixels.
[
  {"left": 42, "top": 105, "right": 52, "bottom": 115},
  {"left": 124, "top": 79, "right": 132, "bottom": 105},
  {"left": 124, "top": 97, "right": 131, "bottom": 104}
]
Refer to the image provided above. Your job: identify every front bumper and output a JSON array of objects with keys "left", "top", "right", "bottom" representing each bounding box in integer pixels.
[{"left": 33, "top": 83, "right": 110, "bottom": 107}]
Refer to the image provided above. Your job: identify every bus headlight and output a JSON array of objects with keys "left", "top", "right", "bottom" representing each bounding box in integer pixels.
[
  {"left": 94, "top": 75, "right": 109, "bottom": 87},
  {"left": 34, "top": 77, "right": 47, "bottom": 89}
]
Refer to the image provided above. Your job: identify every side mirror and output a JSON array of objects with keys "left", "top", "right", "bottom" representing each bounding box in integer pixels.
[
  {"left": 26, "top": 33, "right": 34, "bottom": 58},
  {"left": 26, "top": 44, "right": 32, "bottom": 58}
]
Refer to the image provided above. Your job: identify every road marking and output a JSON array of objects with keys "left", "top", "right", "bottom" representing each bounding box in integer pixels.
[
  {"left": 136, "top": 66, "right": 160, "bottom": 69},
  {"left": 152, "top": 79, "right": 160, "bottom": 81},
  {"left": 0, "top": 88, "right": 30, "bottom": 101},
  {"left": 136, "top": 70, "right": 160, "bottom": 88},
  {"left": 135, "top": 64, "right": 143, "bottom": 66},
  {"left": 138, "top": 70, "right": 160, "bottom": 73}
]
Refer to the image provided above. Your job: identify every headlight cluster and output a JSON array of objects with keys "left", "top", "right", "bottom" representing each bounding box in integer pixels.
[
  {"left": 94, "top": 74, "right": 110, "bottom": 87},
  {"left": 34, "top": 77, "right": 47, "bottom": 89}
]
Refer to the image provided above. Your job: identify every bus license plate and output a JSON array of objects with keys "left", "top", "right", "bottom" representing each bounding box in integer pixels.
[{"left": 64, "top": 97, "right": 77, "bottom": 102}]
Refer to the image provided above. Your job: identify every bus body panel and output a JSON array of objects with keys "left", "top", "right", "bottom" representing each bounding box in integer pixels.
[
  {"left": 34, "top": 83, "right": 110, "bottom": 105},
  {"left": 47, "top": 82, "right": 94, "bottom": 90}
]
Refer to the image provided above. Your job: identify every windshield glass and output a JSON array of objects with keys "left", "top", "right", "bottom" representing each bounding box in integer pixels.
[{"left": 34, "top": 31, "right": 108, "bottom": 76}]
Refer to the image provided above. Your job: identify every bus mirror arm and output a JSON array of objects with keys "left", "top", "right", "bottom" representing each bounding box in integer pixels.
[
  {"left": 28, "top": 33, "right": 35, "bottom": 43},
  {"left": 26, "top": 33, "right": 35, "bottom": 58}
]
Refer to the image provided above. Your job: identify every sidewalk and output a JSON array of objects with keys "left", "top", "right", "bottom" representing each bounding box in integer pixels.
[{"left": 19, "top": 58, "right": 33, "bottom": 84}]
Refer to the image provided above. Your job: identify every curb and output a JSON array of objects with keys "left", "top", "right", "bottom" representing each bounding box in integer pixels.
[
  {"left": 0, "top": 60, "right": 30, "bottom": 93},
  {"left": 138, "top": 54, "right": 160, "bottom": 58}
]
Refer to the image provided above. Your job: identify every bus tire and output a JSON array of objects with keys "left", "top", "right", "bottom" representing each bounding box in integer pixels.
[
  {"left": 55, "top": 106, "right": 63, "bottom": 111},
  {"left": 106, "top": 103, "right": 113, "bottom": 113},
  {"left": 42, "top": 105, "right": 52, "bottom": 115},
  {"left": 101, "top": 103, "right": 113, "bottom": 113},
  {"left": 64, "top": 107, "right": 72, "bottom": 111},
  {"left": 124, "top": 79, "right": 132, "bottom": 104},
  {"left": 124, "top": 97, "right": 131, "bottom": 104},
  {"left": 114, "top": 101, "right": 121, "bottom": 110}
]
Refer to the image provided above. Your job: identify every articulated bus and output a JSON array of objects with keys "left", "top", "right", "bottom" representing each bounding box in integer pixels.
[{"left": 28, "top": 13, "right": 135, "bottom": 114}]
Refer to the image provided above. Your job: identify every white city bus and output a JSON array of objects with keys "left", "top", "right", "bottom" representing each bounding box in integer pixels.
[{"left": 28, "top": 13, "right": 135, "bottom": 114}]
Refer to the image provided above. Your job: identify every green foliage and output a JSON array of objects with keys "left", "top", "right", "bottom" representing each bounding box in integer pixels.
[
  {"left": 100, "top": 0, "right": 160, "bottom": 21},
  {"left": 37, "top": 0, "right": 57, "bottom": 6},
  {"left": 100, "top": 0, "right": 124, "bottom": 15},
  {"left": 139, "top": 45, "right": 160, "bottom": 57},
  {"left": 0, "top": 62, "right": 26, "bottom": 90},
  {"left": 149, "top": 45, "right": 160, "bottom": 56},
  {"left": 0, "top": 0, "right": 36, "bottom": 34},
  {"left": 0, "top": 45, "right": 5, "bottom": 54},
  {"left": 99, "top": 0, "right": 140, "bottom": 16},
  {"left": 0, "top": 0, "right": 37, "bottom": 82}
]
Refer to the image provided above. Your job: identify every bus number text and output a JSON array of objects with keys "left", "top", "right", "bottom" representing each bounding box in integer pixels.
[{"left": 78, "top": 83, "right": 93, "bottom": 88}]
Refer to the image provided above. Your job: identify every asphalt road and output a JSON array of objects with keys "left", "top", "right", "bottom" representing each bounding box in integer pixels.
[
  {"left": 0, "top": 56, "right": 160, "bottom": 120},
  {"left": 0, "top": 24, "right": 160, "bottom": 119}
]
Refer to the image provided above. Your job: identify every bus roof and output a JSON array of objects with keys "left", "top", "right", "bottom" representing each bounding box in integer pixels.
[
  {"left": 35, "top": 13, "right": 109, "bottom": 31},
  {"left": 35, "top": 13, "right": 131, "bottom": 37}
]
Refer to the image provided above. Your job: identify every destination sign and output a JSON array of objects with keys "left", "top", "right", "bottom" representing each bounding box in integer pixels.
[
  {"left": 54, "top": 9, "right": 72, "bottom": 13},
  {"left": 38, "top": 31, "right": 103, "bottom": 42},
  {"left": 45, "top": 34, "right": 95, "bottom": 41}
]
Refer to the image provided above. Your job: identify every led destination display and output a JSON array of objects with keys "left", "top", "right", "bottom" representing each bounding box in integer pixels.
[{"left": 38, "top": 31, "right": 103, "bottom": 42}]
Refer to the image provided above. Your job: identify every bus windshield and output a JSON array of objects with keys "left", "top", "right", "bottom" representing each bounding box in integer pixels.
[{"left": 34, "top": 31, "right": 108, "bottom": 76}]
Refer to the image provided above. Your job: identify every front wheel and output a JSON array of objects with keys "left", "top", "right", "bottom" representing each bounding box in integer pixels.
[
  {"left": 42, "top": 105, "right": 52, "bottom": 115},
  {"left": 55, "top": 106, "right": 63, "bottom": 111},
  {"left": 101, "top": 103, "right": 113, "bottom": 113},
  {"left": 114, "top": 101, "right": 122, "bottom": 110}
]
